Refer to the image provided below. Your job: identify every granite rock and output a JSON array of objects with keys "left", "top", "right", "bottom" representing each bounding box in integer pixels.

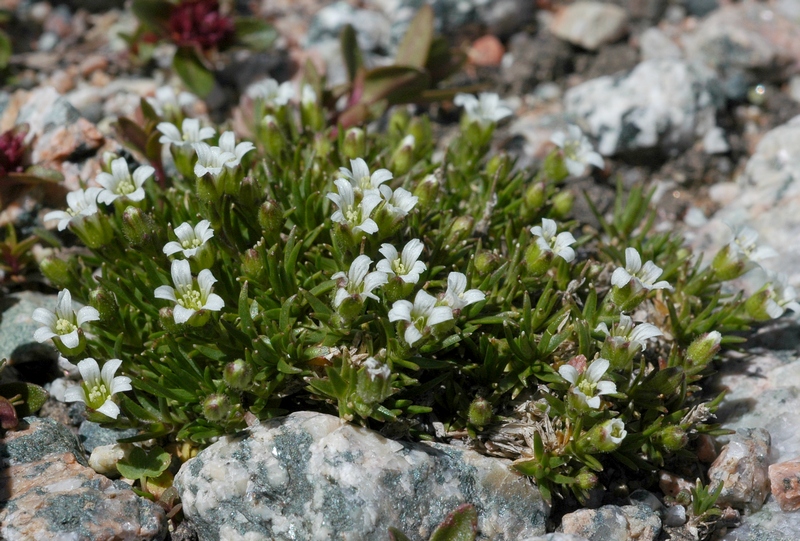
[
  {"left": 78, "top": 420, "right": 139, "bottom": 453},
  {"left": 708, "top": 428, "right": 771, "bottom": 513},
  {"left": 768, "top": 458, "right": 800, "bottom": 511},
  {"left": 0, "top": 291, "right": 59, "bottom": 369},
  {"left": 175, "top": 411, "right": 547, "bottom": 541},
  {"left": 564, "top": 59, "right": 724, "bottom": 157},
  {"left": 549, "top": 1, "right": 629, "bottom": 51},
  {"left": 559, "top": 503, "right": 661, "bottom": 541}
]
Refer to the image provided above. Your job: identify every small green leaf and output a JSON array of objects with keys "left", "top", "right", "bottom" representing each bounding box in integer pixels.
[
  {"left": 0, "top": 382, "right": 48, "bottom": 416},
  {"left": 395, "top": 5, "right": 433, "bottom": 68},
  {"left": 429, "top": 504, "right": 478, "bottom": 541},
  {"left": 172, "top": 47, "right": 215, "bottom": 98},
  {"left": 234, "top": 18, "right": 278, "bottom": 51},
  {"left": 361, "top": 66, "right": 430, "bottom": 106},
  {"left": 116, "top": 446, "right": 171, "bottom": 480},
  {"left": 131, "top": 0, "right": 172, "bottom": 34},
  {"left": 115, "top": 117, "right": 150, "bottom": 155},
  {"left": 388, "top": 528, "right": 412, "bottom": 541},
  {"left": 0, "top": 30, "right": 11, "bottom": 70}
]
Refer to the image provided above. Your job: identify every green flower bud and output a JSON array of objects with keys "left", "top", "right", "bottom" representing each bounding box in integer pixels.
[
  {"left": 551, "top": 191, "right": 575, "bottom": 219},
  {"left": 202, "top": 394, "right": 230, "bottom": 422},
  {"left": 342, "top": 127, "right": 366, "bottom": 160},
  {"left": 336, "top": 295, "right": 365, "bottom": 322},
  {"left": 389, "top": 108, "right": 410, "bottom": 138},
  {"left": 653, "top": 425, "right": 688, "bottom": 451},
  {"left": 711, "top": 244, "right": 747, "bottom": 281},
  {"left": 90, "top": 287, "right": 118, "bottom": 323},
  {"left": 261, "top": 115, "right": 284, "bottom": 158},
  {"left": 195, "top": 173, "right": 218, "bottom": 202},
  {"left": 467, "top": 396, "right": 493, "bottom": 428},
  {"left": 300, "top": 85, "right": 323, "bottom": 131},
  {"left": 686, "top": 331, "right": 722, "bottom": 369},
  {"left": 241, "top": 248, "right": 266, "bottom": 281},
  {"left": 40, "top": 256, "right": 73, "bottom": 289},
  {"left": 575, "top": 468, "right": 599, "bottom": 491},
  {"left": 486, "top": 153, "right": 510, "bottom": 179},
  {"left": 74, "top": 214, "right": 114, "bottom": 249},
  {"left": 313, "top": 132, "right": 332, "bottom": 160},
  {"left": 543, "top": 150, "right": 569, "bottom": 182},
  {"left": 121, "top": 206, "right": 160, "bottom": 249},
  {"left": 389, "top": 135, "right": 415, "bottom": 176},
  {"left": 355, "top": 358, "right": 392, "bottom": 407},
  {"left": 525, "top": 242, "right": 552, "bottom": 277},
  {"left": 237, "top": 176, "right": 259, "bottom": 208},
  {"left": 524, "top": 182, "right": 546, "bottom": 211},
  {"left": 580, "top": 419, "right": 627, "bottom": 454},
  {"left": 258, "top": 200, "right": 283, "bottom": 245},
  {"left": 446, "top": 216, "right": 474, "bottom": 247},
  {"left": 413, "top": 173, "right": 439, "bottom": 209},
  {"left": 407, "top": 116, "right": 431, "bottom": 148},
  {"left": 745, "top": 288, "right": 776, "bottom": 322},
  {"left": 224, "top": 359, "right": 254, "bottom": 390},
  {"left": 474, "top": 250, "right": 501, "bottom": 276}
]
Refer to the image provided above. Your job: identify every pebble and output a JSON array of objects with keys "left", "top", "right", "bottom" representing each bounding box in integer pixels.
[
  {"left": 469, "top": 35, "right": 505, "bottom": 67},
  {"left": 550, "top": 1, "right": 629, "bottom": 51},
  {"left": 768, "top": 458, "right": 800, "bottom": 511},
  {"left": 638, "top": 27, "right": 683, "bottom": 61},
  {"left": 708, "top": 428, "right": 771, "bottom": 513},
  {"left": 175, "top": 411, "right": 547, "bottom": 541},
  {"left": 559, "top": 503, "right": 661, "bottom": 541}
]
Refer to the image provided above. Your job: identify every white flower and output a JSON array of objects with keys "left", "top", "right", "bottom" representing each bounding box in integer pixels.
[
  {"left": 245, "top": 78, "right": 295, "bottom": 107},
  {"left": 595, "top": 314, "right": 663, "bottom": 352},
  {"left": 727, "top": 225, "right": 777, "bottom": 263},
  {"left": 530, "top": 218, "right": 577, "bottom": 263},
  {"left": 327, "top": 178, "right": 382, "bottom": 234},
  {"left": 331, "top": 255, "right": 388, "bottom": 308},
  {"left": 194, "top": 143, "right": 236, "bottom": 180},
  {"left": 363, "top": 357, "right": 391, "bottom": 381},
  {"left": 163, "top": 220, "right": 214, "bottom": 258},
  {"left": 33, "top": 289, "right": 100, "bottom": 350},
  {"left": 378, "top": 185, "right": 418, "bottom": 219},
  {"left": 377, "top": 239, "right": 427, "bottom": 284},
  {"left": 301, "top": 84, "right": 317, "bottom": 106},
  {"left": 558, "top": 358, "right": 616, "bottom": 410},
  {"left": 96, "top": 158, "right": 154, "bottom": 205},
  {"left": 389, "top": 290, "right": 454, "bottom": 346},
  {"left": 550, "top": 125, "right": 605, "bottom": 177},
  {"left": 218, "top": 131, "right": 255, "bottom": 169},
  {"left": 44, "top": 187, "right": 102, "bottom": 231},
  {"left": 441, "top": 272, "right": 485, "bottom": 311},
  {"left": 157, "top": 118, "right": 216, "bottom": 150},
  {"left": 454, "top": 92, "right": 512, "bottom": 126},
  {"left": 63, "top": 358, "right": 131, "bottom": 419},
  {"left": 338, "top": 158, "right": 393, "bottom": 197},
  {"left": 761, "top": 272, "right": 800, "bottom": 319},
  {"left": 146, "top": 86, "right": 197, "bottom": 117},
  {"left": 600, "top": 418, "right": 627, "bottom": 446},
  {"left": 611, "top": 248, "right": 672, "bottom": 291},
  {"left": 154, "top": 260, "right": 225, "bottom": 324}
]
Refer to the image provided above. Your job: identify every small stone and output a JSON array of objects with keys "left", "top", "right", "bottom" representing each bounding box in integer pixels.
[
  {"left": 664, "top": 505, "right": 687, "bottom": 527},
  {"left": 469, "top": 35, "right": 505, "bottom": 67},
  {"left": 0, "top": 291, "right": 58, "bottom": 365},
  {"left": 702, "top": 126, "right": 730, "bottom": 154},
  {"left": 708, "top": 428, "right": 771, "bottom": 512},
  {"left": 49, "top": 69, "right": 76, "bottom": 94},
  {"left": 550, "top": 1, "right": 629, "bottom": 51},
  {"left": 78, "top": 54, "right": 109, "bottom": 77},
  {"left": 560, "top": 503, "right": 661, "bottom": 541},
  {"left": 32, "top": 117, "right": 104, "bottom": 164},
  {"left": 769, "top": 458, "right": 800, "bottom": 511},
  {"left": 658, "top": 470, "right": 695, "bottom": 498},
  {"left": 478, "top": 0, "right": 535, "bottom": 38},
  {"left": 79, "top": 420, "right": 140, "bottom": 453},
  {"left": 639, "top": 27, "right": 682, "bottom": 61}
]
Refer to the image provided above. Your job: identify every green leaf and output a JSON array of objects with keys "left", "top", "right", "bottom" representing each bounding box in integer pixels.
[
  {"left": 0, "top": 396, "right": 18, "bottom": 429},
  {"left": 234, "top": 17, "right": 278, "bottom": 51},
  {"left": 115, "top": 117, "right": 149, "bottom": 154},
  {"left": 361, "top": 66, "right": 430, "bottom": 105},
  {"left": 131, "top": 0, "right": 172, "bottom": 34},
  {"left": 339, "top": 23, "right": 362, "bottom": 84},
  {"left": 0, "top": 30, "right": 11, "bottom": 70},
  {"left": 116, "top": 446, "right": 171, "bottom": 479},
  {"left": 429, "top": 504, "right": 478, "bottom": 541},
  {"left": 0, "top": 382, "right": 48, "bottom": 416},
  {"left": 388, "top": 528, "right": 412, "bottom": 541},
  {"left": 395, "top": 5, "right": 433, "bottom": 68},
  {"left": 172, "top": 47, "right": 215, "bottom": 98}
]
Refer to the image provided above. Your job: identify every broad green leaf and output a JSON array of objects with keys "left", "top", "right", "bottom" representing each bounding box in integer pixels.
[
  {"left": 395, "top": 5, "right": 433, "bottom": 68},
  {"left": 0, "top": 382, "right": 48, "bottom": 416},
  {"left": 234, "top": 18, "right": 278, "bottom": 51},
  {"left": 388, "top": 528, "right": 412, "bottom": 541},
  {"left": 429, "top": 504, "right": 478, "bottom": 541},
  {"left": 172, "top": 47, "right": 215, "bottom": 98},
  {"left": 116, "top": 446, "right": 171, "bottom": 479},
  {"left": 131, "top": 0, "right": 172, "bottom": 34},
  {"left": 339, "top": 23, "right": 362, "bottom": 84},
  {"left": 361, "top": 66, "right": 429, "bottom": 105},
  {"left": 0, "top": 30, "right": 11, "bottom": 69}
]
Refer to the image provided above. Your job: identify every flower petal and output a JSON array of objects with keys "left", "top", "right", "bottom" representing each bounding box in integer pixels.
[
  {"left": 202, "top": 293, "right": 225, "bottom": 312},
  {"left": 76, "top": 306, "right": 100, "bottom": 326},
  {"left": 558, "top": 364, "right": 578, "bottom": 384},
  {"left": 59, "top": 330, "right": 80, "bottom": 350},
  {"left": 173, "top": 305, "right": 195, "bottom": 324},
  {"left": 95, "top": 399, "right": 121, "bottom": 419},
  {"left": 154, "top": 285, "right": 177, "bottom": 302}
]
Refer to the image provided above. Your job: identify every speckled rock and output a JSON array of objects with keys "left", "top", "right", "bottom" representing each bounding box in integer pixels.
[
  {"left": 521, "top": 534, "right": 590, "bottom": 541},
  {"left": 175, "top": 411, "right": 547, "bottom": 541},
  {"left": 79, "top": 420, "right": 139, "bottom": 453},
  {"left": 0, "top": 417, "right": 167, "bottom": 541},
  {"left": 768, "top": 458, "right": 800, "bottom": 511},
  {"left": 549, "top": 1, "right": 629, "bottom": 51},
  {"left": 708, "top": 428, "right": 771, "bottom": 513},
  {"left": 563, "top": 59, "right": 724, "bottom": 157},
  {"left": 559, "top": 503, "right": 661, "bottom": 541},
  {"left": 0, "top": 291, "right": 58, "bottom": 365}
]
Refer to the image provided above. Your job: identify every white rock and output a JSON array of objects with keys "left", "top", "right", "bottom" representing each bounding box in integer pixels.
[
  {"left": 639, "top": 27, "right": 683, "bottom": 61},
  {"left": 549, "top": 1, "right": 628, "bottom": 51}
]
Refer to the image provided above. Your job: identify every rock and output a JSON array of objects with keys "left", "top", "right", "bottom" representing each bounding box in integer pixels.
[
  {"left": 685, "top": 0, "right": 718, "bottom": 18},
  {"left": 638, "top": 27, "right": 682, "bottom": 61},
  {"left": 503, "top": 31, "right": 574, "bottom": 94},
  {"left": 559, "top": 503, "right": 661, "bottom": 541},
  {"left": 564, "top": 59, "right": 724, "bottom": 157},
  {"left": 15, "top": 87, "right": 81, "bottom": 135},
  {"left": 79, "top": 419, "right": 140, "bottom": 453},
  {"left": 367, "top": 0, "right": 489, "bottom": 44},
  {"left": 768, "top": 458, "right": 800, "bottom": 511},
  {"left": 0, "top": 291, "right": 58, "bottom": 366},
  {"left": 550, "top": 2, "right": 629, "bottom": 51},
  {"left": 708, "top": 428, "right": 771, "bottom": 512},
  {"left": 521, "top": 534, "right": 590, "bottom": 541},
  {"left": 478, "top": 0, "right": 535, "bottom": 38},
  {"left": 582, "top": 43, "right": 639, "bottom": 80},
  {"left": 0, "top": 417, "right": 167, "bottom": 540},
  {"left": 31, "top": 117, "right": 104, "bottom": 163},
  {"left": 469, "top": 34, "right": 505, "bottom": 67},
  {"left": 306, "top": 2, "right": 391, "bottom": 53},
  {"left": 175, "top": 411, "right": 547, "bottom": 541}
]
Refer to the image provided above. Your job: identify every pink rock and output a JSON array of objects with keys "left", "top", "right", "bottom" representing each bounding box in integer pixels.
[
  {"left": 708, "top": 428, "right": 771, "bottom": 512},
  {"left": 769, "top": 458, "right": 800, "bottom": 511}
]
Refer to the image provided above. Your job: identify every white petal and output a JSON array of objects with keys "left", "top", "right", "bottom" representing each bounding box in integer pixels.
[
  {"left": 173, "top": 305, "right": 195, "bottom": 324},
  {"left": 196, "top": 220, "right": 213, "bottom": 241},
  {"left": 77, "top": 358, "right": 101, "bottom": 383},
  {"left": 557, "top": 246, "right": 575, "bottom": 263},
  {"left": 63, "top": 385, "right": 87, "bottom": 403},
  {"left": 624, "top": 248, "right": 642, "bottom": 273},
  {"left": 163, "top": 241, "right": 183, "bottom": 256},
  {"left": 379, "top": 243, "right": 398, "bottom": 262},
  {"left": 171, "top": 259, "right": 193, "bottom": 289},
  {"left": 447, "top": 273, "right": 467, "bottom": 296},
  {"left": 585, "top": 358, "right": 610, "bottom": 383},
  {"left": 33, "top": 327, "right": 57, "bottom": 343},
  {"left": 197, "top": 269, "right": 218, "bottom": 296},
  {"left": 55, "top": 289, "right": 74, "bottom": 320},
  {"left": 157, "top": 122, "right": 182, "bottom": 143},
  {"left": 348, "top": 255, "right": 372, "bottom": 286},
  {"left": 111, "top": 375, "right": 133, "bottom": 394},
  {"left": 388, "top": 300, "right": 412, "bottom": 322},
  {"left": 100, "top": 358, "right": 123, "bottom": 385},
  {"left": 363, "top": 271, "right": 388, "bottom": 293},
  {"left": 585, "top": 395, "right": 601, "bottom": 409},
  {"left": 95, "top": 399, "right": 121, "bottom": 419},
  {"left": 404, "top": 325, "right": 424, "bottom": 346},
  {"left": 427, "top": 306, "right": 454, "bottom": 326},
  {"left": 459, "top": 289, "right": 486, "bottom": 307},
  {"left": 76, "top": 306, "right": 100, "bottom": 326},
  {"left": 32, "top": 307, "right": 57, "bottom": 327},
  {"left": 596, "top": 381, "right": 617, "bottom": 396},
  {"left": 133, "top": 165, "right": 155, "bottom": 187},
  {"left": 59, "top": 330, "right": 80, "bottom": 350},
  {"left": 558, "top": 364, "right": 578, "bottom": 384},
  {"left": 202, "top": 293, "right": 225, "bottom": 312},
  {"left": 154, "top": 285, "right": 177, "bottom": 302},
  {"left": 611, "top": 268, "right": 632, "bottom": 288},
  {"left": 355, "top": 218, "right": 379, "bottom": 235}
]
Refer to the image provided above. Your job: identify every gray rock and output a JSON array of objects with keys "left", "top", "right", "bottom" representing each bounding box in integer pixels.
[
  {"left": 1, "top": 416, "right": 86, "bottom": 467},
  {"left": 685, "top": 0, "right": 718, "bottom": 18},
  {"left": 638, "top": 27, "right": 682, "bottom": 61},
  {"left": 549, "top": 1, "right": 629, "bottom": 51},
  {"left": 503, "top": 31, "right": 574, "bottom": 94},
  {"left": 521, "top": 534, "right": 590, "bottom": 541},
  {"left": 560, "top": 503, "right": 661, "bottom": 540},
  {"left": 78, "top": 420, "right": 140, "bottom": 453},
  {"left": 708, "top": 428, "right": 771, "bottom": 513},
  {"left": 307, "top": 1, "right": 392, "bottom": 52},
  {"left": 175, "top": 411, "right": 547, "bottom": 541},
  {"left": 478, "top": 0, "right": 535, "bottom": 38},
  {"left": 16, "top": 87, "right": 81, "bottom": 135},
  {"left": 0, "top": 291, "right": 58, "bottom": 365},
  {"left": 564, "top": 59, "right": 724, "bottom": 157},
  {"left": 367, "top": 0, "right": 491, "bottom": 44}
]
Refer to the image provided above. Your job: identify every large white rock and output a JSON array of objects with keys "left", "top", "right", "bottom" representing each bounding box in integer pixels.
[
  {"left": 175, "top": 411, "right": 548, "bottom": 541},
  {"left": 549, "top": 1, "right": 629, "bottom": 51}
]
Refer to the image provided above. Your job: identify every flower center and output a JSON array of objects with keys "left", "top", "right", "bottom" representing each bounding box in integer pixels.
[
  {"left": 55, "top": 318, "right": 77, "bottom": 335},
  {"left": 345, "top": 208, "right": 361, "bottom": 224},
  {"left": 392, "top": 259, "right": 407, "bottom": 275},
  {"left": 87, "top": 383, "right": 109, "bottom": 409},
  {"left": 116, "top": 179, "right": 135, "bottom": 195},
  {"left": 577, "top": 379, "right": 596, "bottom": 397},
  {"left": 563, "top": 140, "right": 580, "bottom": 160},
  {"left": 182, "top": 238, "right": 203, "bottom": 249},
  {"left": 178, "top": 289, "right": 204, "bottom": 310}
]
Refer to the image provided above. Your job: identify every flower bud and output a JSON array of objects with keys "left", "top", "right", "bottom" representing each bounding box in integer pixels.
[
  {"left": 711, "top": 245, "right": 747, "bottom": 281},
  {"left": 653, "top": 425, "right": 688, "bottom": 451},
  {"left": 355, "top": 358, "right": 392, "bottom": 406},
  {"left": 407, "top": 116, "right": 431, "bottom": 148},
  {"left": 389, "top": 108, "right": 410, "bottom": 138},
  {"left": 575, "top": 468, "right": 599, "bottom": 491},
  {"left": 336, "top": 295, "right": 365, "bottom": 322},
  {"left": 446, "top": 216, "right": 474, "bottom": 247},
  {"left": 486, "top": 153, "right": 510, "bottom": 178},
  {"left": 313, "top": 131, "right": 332, "bottom": 160},
  {"left": 474, "top": 250, "right": 501, "bottom": 276},
  {"left": 237, "top": 176, "right": 259, "bottom": 208},
  {"left": 90, "top": 288, "right": 118, "bottom": 323},
  {"left": 551, "top": 191, "right": 575, "bottom": 219},
  {"left": 195, "top": 173, "right": 218, "bottom": 202},
  {"left": 121, "top": 206, "right": 160, "bottom": 249},
  {"left": 524, "top": 182, "right": 546, "bottom": 211},
  {"left": 224, "top": 359, "right": 253, "bottom": 390},
  {"left": 202, "top": 394, "right": 230, "bottom": 422},
  {"left": 467, "top": 396, "right": 492, "bottom": 428},
  {"left": 413, "top": 173, "right": 439, "bottom": 209},
  {"left": 74, "top": 214, "right": 114, "bottom": 249},
  {"left": 543, "top": 150, "right": 569, "bottom": 182},
  {"left": 745, "top": 288, "right": 778, "bottom": 322},
  {"left": 300, "top": 85, "right": 323, "bottom": 131},
  {"left": 258, "top": 200, "right": 283, "bottom": 245},
  {"left": 40, "top": 256, "right": 73, "bottom": 289},
  {"left": 525, "top": 243, "right": 552, "bottom": 277},
  {"left": 580, "top": 418, "right": 627, "bottom": 454},
  {"left": 260, "top": 115, "right": 284, "bottom": 158},
  {"left": 389, "top": 134, "right": 415, "bottom": 176},
  {"left": 342, "top": 127, "right": 366, "bottom": 160},
  {"left": 241, "top": 248, "right": 266, "bottom": 281},
  {"left": 686, "top": 331, "right": 722, "bottom": 369}
]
